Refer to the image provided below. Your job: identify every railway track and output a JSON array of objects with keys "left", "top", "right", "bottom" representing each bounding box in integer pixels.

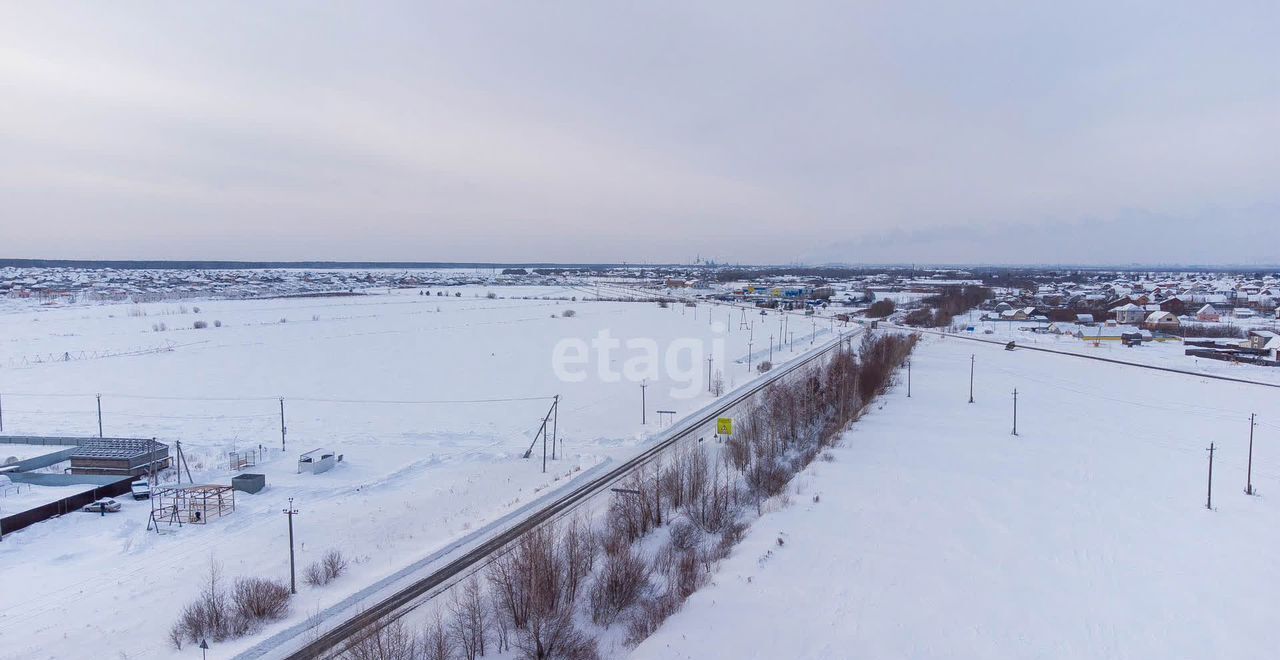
[{"left": 246, "top": 324, "right": 866, "bottom": 660}]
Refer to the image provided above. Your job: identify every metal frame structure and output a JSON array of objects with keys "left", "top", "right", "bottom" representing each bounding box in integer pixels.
[{"left": 151, "top": 484, "right": 235, "bottom": 525}]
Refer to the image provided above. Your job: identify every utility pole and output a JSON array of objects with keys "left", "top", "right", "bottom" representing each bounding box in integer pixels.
[
  {"left": 1011, "top": 389, "right": 1018, "bottom": 436},
  {"left": 551, "top": 395, "right": 559, "bottom": 460},
  {"left": 0, "top": 392, "right": 4, "bottom": 432},
  {"left": 769, "top": 335, "right": 774, "bottom": 364},
  {"left": 1205, "top": 443, "right": 1216, "bottom": 510},
  {"left": 96, "top": 393, "right": 103, "bottom": 437},
  {"left": 640, "top": 381, "right": 647, "bottom": 425},
  {"left": 906, "top": 360, "right": 912, "bottom": 398},
  {"left": 279, "top": 397, "right": 287, "bottom": 451},
  {"left": 747, "top": 341, "right": 753, "bottom": 372},
  {"left": 283, "top": 498, "right": 299, "bottom": 593},
  {"left": 706, "top": 356, "right": 713, "bottom": 393},
  {"left": 1246, "top": 413, "right": 1256, "bottom": 495},
  {"left": 968, "top": 355, "right": 975, "bottom": 403}
]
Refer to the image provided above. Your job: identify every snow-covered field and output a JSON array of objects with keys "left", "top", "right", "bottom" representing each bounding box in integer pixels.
[
  {"left": 0, "top": 443, "right": 73, "bottom": 462},
  {"left": 634, "top": 332, "right": 1280, "bottom": 659},
  {"left": 0, "top": 482, "right": 91, "bottom": 516},
  {"left": 0, "top": 286, "right": 832, "bottom": 660},
  {"left": 944, "top": 316, "right": 1280, "bottom": 385}
]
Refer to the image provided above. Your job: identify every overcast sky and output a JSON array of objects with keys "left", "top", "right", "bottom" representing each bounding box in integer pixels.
[{"left": 2, "top": 2, "right": 1277, "bottom": 265}]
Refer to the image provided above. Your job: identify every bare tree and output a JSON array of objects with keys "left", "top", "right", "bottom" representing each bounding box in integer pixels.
[
  {"left": 515, "top": 611, "right": 599, "bottom": 660},
  {"left": 559, "top": 515, "right": 597, "bottom": 605},
  {"left": 448, "top": 577, "right": 488, "bottom": 660},
  {"left": 422, "top": 612, "right": 453, "bottom": 660}
]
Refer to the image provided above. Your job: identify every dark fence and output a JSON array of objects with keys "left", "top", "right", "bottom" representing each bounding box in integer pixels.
[
  {"left": 0, "top": 476, "right": 134, "bottom": 538},
  {"left": 1184, "top": 348, "right": 1280, "bottom": 366}
]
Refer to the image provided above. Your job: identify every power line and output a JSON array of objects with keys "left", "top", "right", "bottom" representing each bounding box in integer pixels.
[{"left": 0, "top": 392, "right": 556, "bottom": 405}]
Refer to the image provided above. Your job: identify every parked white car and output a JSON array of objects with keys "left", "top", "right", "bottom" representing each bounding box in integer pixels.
[{"left": 82, "top": 498, "right": 122, "bottom": 513}]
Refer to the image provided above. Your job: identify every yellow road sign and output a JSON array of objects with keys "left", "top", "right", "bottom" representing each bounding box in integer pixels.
[{"left": 717, "top": 417, "right": 733, "bottom": 435}]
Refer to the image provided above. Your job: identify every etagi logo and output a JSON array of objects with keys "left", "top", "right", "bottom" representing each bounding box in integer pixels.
[{"left": 551, "top": 325, "right": 727, "bottom": 399}]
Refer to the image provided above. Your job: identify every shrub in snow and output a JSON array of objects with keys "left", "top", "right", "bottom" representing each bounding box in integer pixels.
[
  {"left": 668, "top": 520, "right": 700, "bottom": 553},
  {"left": 304, "top": 549, "right": 348, "bottom": 587},
  {"left": 514, "top": 611, "right": 599, "bottom": 660},
  {"left": 193, "top": 306, "right": 201, "bottom": 313},
  {"left": 171, "top": 562, "right": 232, "bottom": 647},
  {"left": 303, "top": 562, "right": 326, "bottom": 588},
  {"left": 323, "top": 549, "right": 349, "bottom": 582},
  {"left": 213, "top": 319, "right": 222, "bottom": 328},
  {"left": 588, "top": 546, "right": 650, "bottom": 627},
  {"left": 231, "top": 576, "right": 290, "bottom": 623},
  {"left": 624, "top": 591, "right": 681, "bottom": 646},
  {"left": 756, "top": 360, "right": 772, "bottom": 373},
  {"left": 561, "top": 309, "right": 576, "bottom": 317},
  {"left": 193, "top": 320, "right": 208, "bottom": 329},
  {"left": 486, "top": 292, "right": 497, "bottom": 299}
]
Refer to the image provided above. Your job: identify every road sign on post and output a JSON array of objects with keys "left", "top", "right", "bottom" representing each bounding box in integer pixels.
[{"left": 717, "top": 417, "right": 733, "bottom": 436}]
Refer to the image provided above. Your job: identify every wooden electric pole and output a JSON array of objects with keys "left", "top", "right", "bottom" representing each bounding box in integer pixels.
[
  {"left": 968, "top": 355, "right": 975, "bottom": 403},
  {"left": 1011, "top": 389, "right": 1018, "bottom": 436},
  {"left": 906, "top": 359, "right": 912, "bottom": 398},
  {"left": 640, "top": 381, "right": 647, "bottom": 425},
  {"left": 283, "top": 498, "right": 299, "bottom": 593},
  {"left": 96, "top": 393, "right": 103, "bottom": 437},
  {"left": 1205, "top": 443, "right": 1216, "bottom": 510},
  {"left": 551, "top": 395, "right": 559, "bottom": 460},
  {"left": 1246, "top": 413, "right": 1256, "bottom": 495},
  {"left": 279, "top": 397, "right": 287, "bottom": 451}
]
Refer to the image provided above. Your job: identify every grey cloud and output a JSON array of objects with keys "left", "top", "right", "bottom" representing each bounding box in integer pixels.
[{"left": 1, "top": 1, "right": 1276, "bottom": 264}]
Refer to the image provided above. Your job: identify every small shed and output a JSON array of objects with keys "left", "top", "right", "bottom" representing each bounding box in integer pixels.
[
  {"left": 298, "top": 449, "right": 338, "bottom": 474},
  {"left": 231, "top": 473, "right": 266, "bottom": 494}
]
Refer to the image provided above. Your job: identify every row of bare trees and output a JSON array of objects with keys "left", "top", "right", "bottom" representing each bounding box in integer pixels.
[{"left": 335, "top": 331, "right": 919, "bottom": 660}]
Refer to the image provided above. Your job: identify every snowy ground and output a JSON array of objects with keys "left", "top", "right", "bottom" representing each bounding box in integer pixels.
[
  {"left": 0, "top": 285, "right": 833, "bottom": 660},
  {"left": 634, "top": 332, "right": 1280, "bottom": 659},
  {"left": 941, "top": 315, "right": 1280, "bottom": 385},
  {"left": 0, "top": 482, "right": 91, "bottom": 516},
  {"left": 0, "top": 443, "right": 73, "bottom": 462}
]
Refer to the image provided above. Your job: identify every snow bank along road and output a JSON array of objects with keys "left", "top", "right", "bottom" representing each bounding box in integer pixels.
[{"left": 246, "top": 325, "right": 868, "bottom": 659}]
